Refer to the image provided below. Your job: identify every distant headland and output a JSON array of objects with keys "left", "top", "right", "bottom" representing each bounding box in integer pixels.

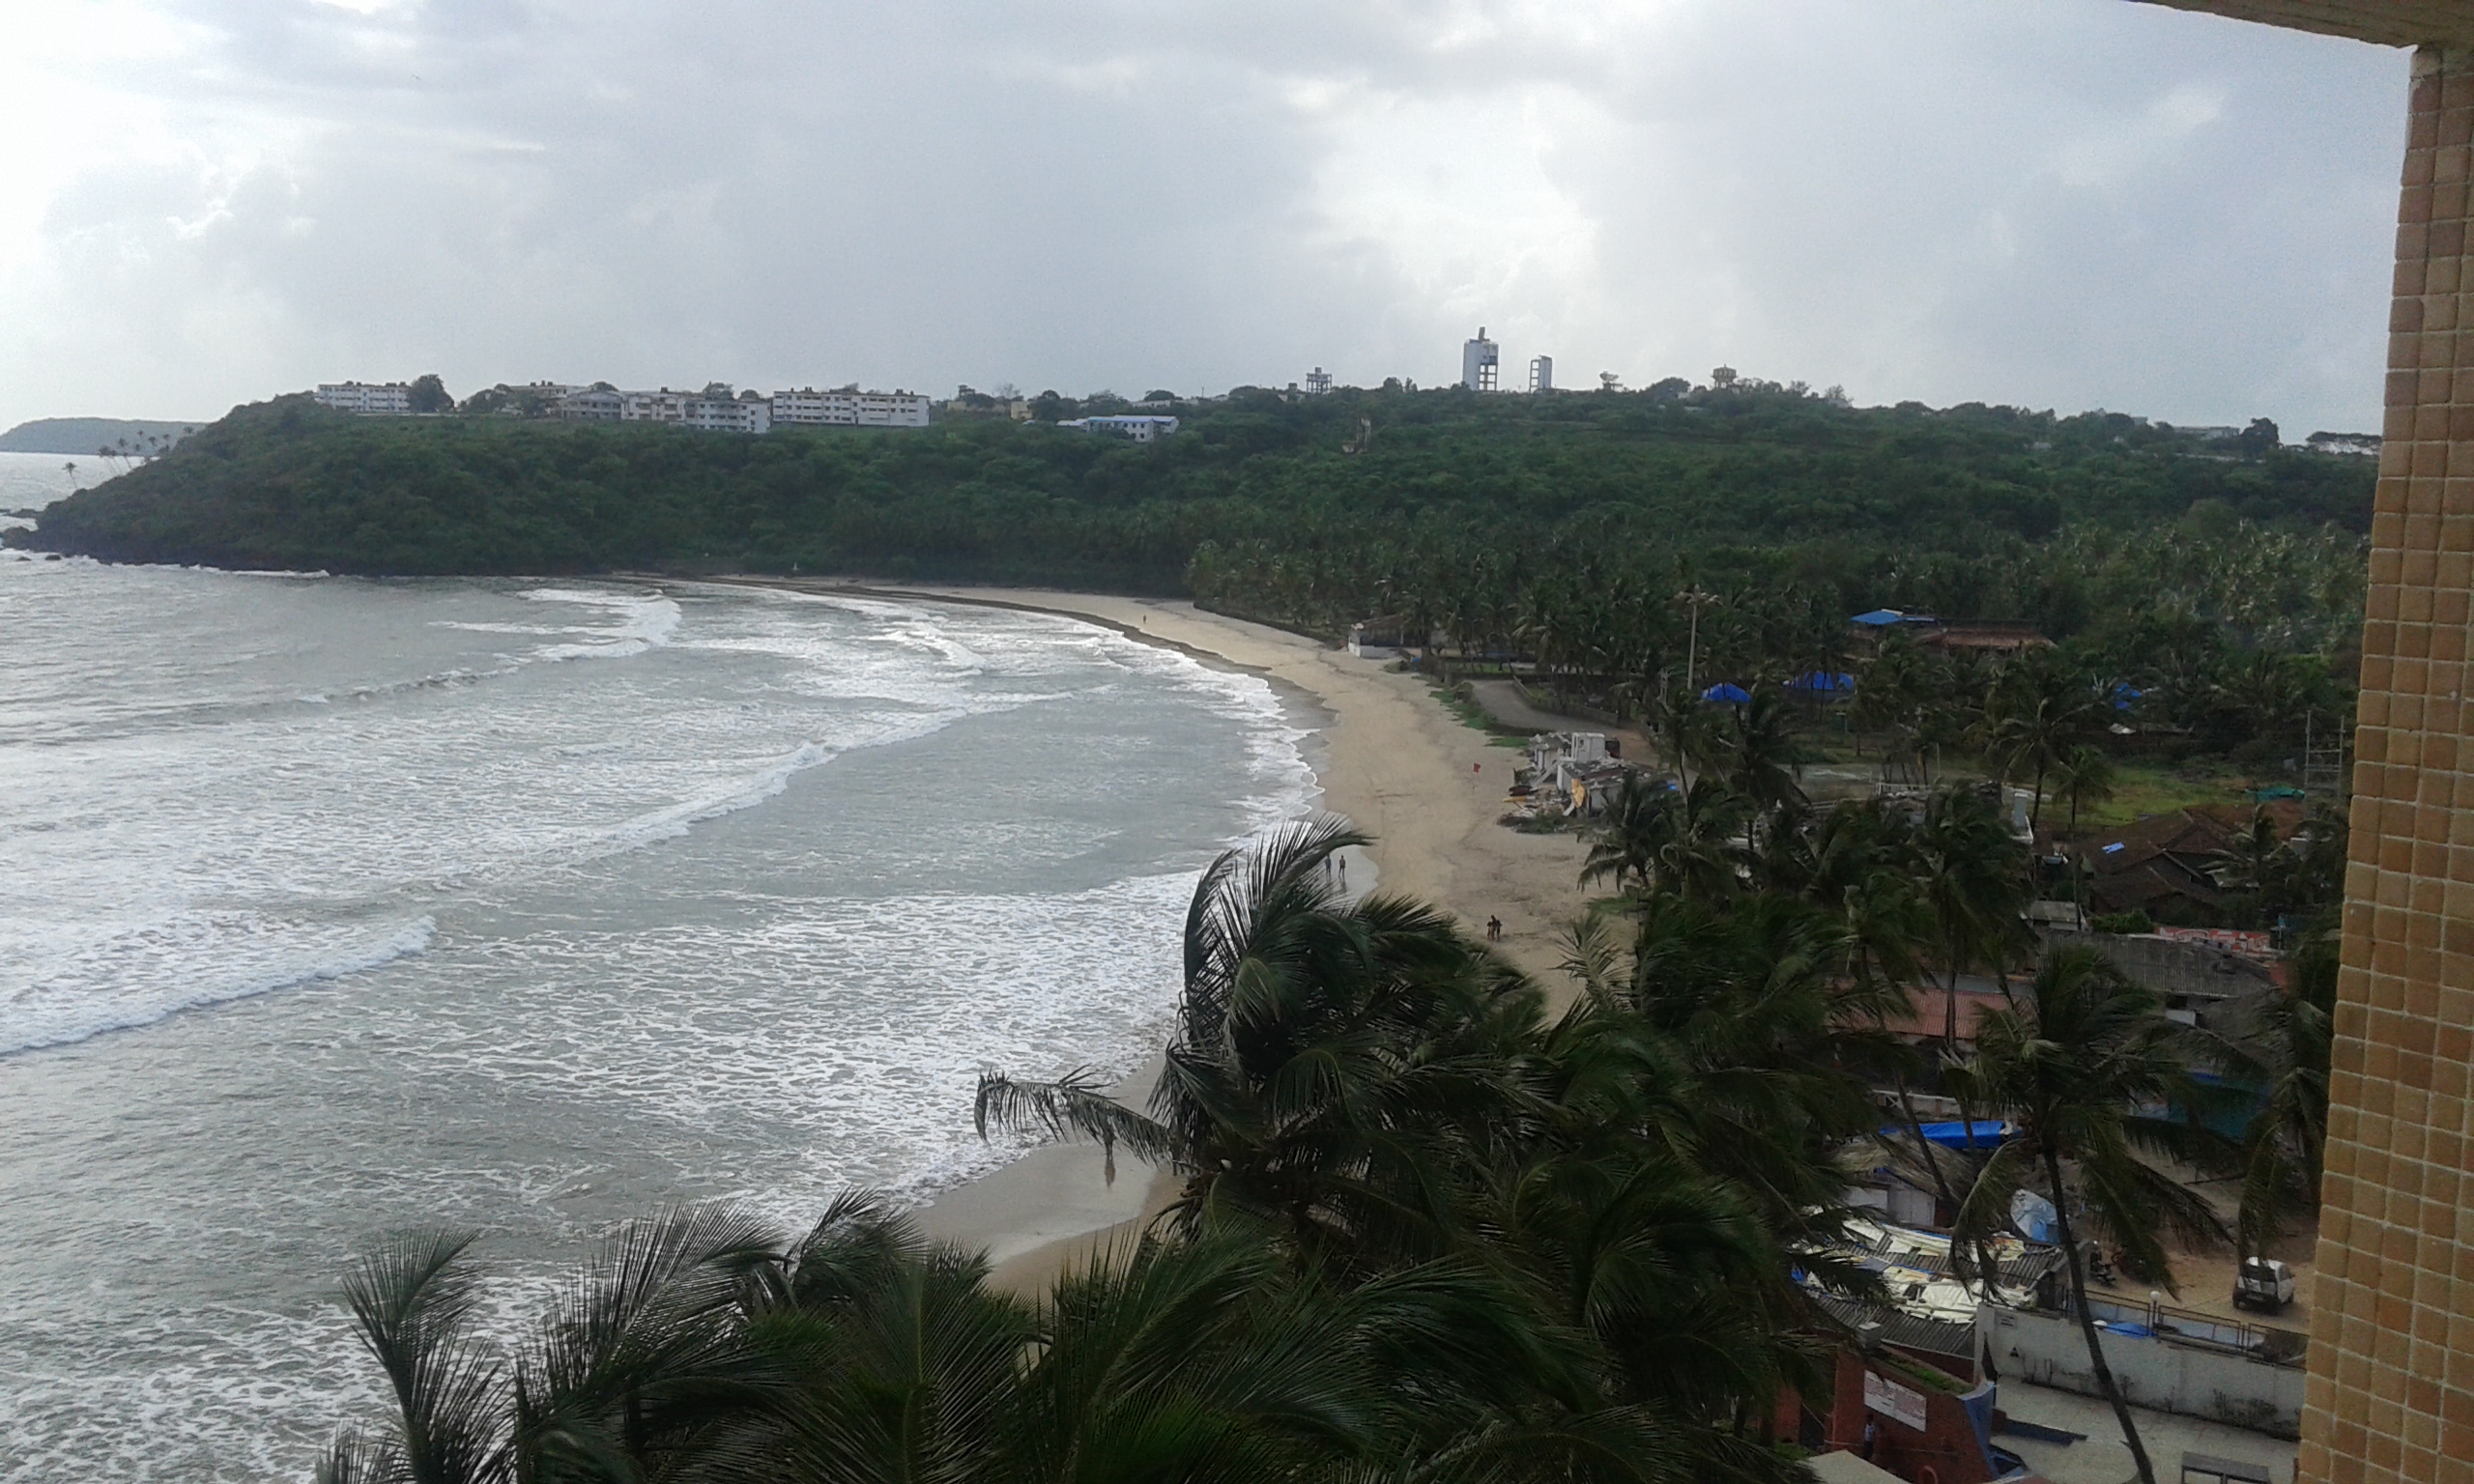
[{"left": 0, "top": 417, "right": 205, "bottom": 457}]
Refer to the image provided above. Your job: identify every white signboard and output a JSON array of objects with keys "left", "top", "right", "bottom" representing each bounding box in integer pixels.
[{"left": 1864, "top": 1370, "right": 1929, "bottom": 1431}]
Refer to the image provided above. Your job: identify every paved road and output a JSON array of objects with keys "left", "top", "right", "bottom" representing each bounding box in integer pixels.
[{"left": 1465, "top": 678, "right": 1601, "bottom": 733}]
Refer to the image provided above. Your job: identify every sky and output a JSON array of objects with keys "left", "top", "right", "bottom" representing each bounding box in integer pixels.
[{"left": 0, "top": 0, "right": 2413, "bottom": 435}]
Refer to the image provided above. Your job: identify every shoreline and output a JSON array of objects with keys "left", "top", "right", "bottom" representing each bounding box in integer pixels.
[{"left": 704, "top": 578, "right": 1596, "bottom": 1291}]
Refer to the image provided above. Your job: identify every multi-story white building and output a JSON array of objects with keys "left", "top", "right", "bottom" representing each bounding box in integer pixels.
[
  {"left": 556, "top": 387, "right": 624, "bottom": 421},
  {"left": 618, "top": 390, "right": 692, "bottom": 424},
  {"left": 316, "top": 382, "right": 414, "bottom": 415},
  {"left": 684, "top": 392, "right": 771, "bottom": 435},
  {"left": 770, "top": 386, "right": 932, "bottom": 428},
  {"left": 1061, "top": 414, "right": 1179, "bottom": 442},
  {"left": 615, "top": 389, "right": 773, "bottom": 433}
]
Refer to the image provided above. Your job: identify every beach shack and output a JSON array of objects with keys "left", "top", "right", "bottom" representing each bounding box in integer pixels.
[
  {"left": 1514, "top": 732, "right": 1637, "bottom": 818},
  {"left": 1346, "top": 614, "right": 1425, "bottom": 659}
]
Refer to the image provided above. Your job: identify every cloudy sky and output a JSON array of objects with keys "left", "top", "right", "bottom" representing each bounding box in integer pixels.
[{"left": 0, "top": 0, "right": 2410, "bottom": 435}]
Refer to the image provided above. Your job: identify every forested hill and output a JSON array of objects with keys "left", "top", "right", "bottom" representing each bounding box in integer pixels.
[{"left": 10, "top": 385, "right": 2370, "bottom": 606}]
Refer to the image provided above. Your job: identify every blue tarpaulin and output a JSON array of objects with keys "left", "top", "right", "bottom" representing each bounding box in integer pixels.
[
  {"left": 1788, "top": 671, "right": 1855, "bottom": 693},
  {"left": 1884, "top": 1119, "right": 2010, "bottom": 1149},
  {"left": 1851, "top": 609, "right": 1906, "bottom": 625},
  {"left": 1701, "top": 682, "right": 1751, "bottom": 703}
]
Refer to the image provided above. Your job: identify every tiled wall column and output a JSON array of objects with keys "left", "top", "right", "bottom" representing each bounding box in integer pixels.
[{"left": 2300, "top": 43, "right": 2474, "bottom": 1484}]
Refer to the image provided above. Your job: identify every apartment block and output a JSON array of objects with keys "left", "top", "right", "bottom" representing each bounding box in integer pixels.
[
  {"left": 314, "top": 383, "right": 413, "bottom": 415},
  {"left": 771, "top": 386, "right": 932, "bottom": 428},
  {"left": 1059, "top": 414, "right": 1179, "bottom": 442}
]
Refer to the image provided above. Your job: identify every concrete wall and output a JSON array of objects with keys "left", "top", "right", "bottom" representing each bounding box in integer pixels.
[{"left": 1980, "top": 1305, "right": 2307, "bottom": 1440}]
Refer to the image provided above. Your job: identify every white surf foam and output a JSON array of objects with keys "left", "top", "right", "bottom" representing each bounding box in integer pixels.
[
  {"left": 0, "top": 914, "right": 436, "bottom": 1054},
  {"left": 521, "top": 587, "right": 683, "bottom": 661}
]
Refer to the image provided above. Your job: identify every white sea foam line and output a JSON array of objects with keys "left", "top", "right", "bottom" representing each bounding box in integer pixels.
[
  {"left": 420, "top": 870, "right": 1204, "bottom": 1227},
  {"left": 0, "top": 584, "right": 1309, "bottom": 1057},
  {"left": 0, "top": 915, "right": 436, "bottom": 1055}
]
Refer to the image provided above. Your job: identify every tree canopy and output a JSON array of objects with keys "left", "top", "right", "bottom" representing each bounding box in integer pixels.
[{"left": 11, "top": 384, "right": 2370, "bottom": 614}]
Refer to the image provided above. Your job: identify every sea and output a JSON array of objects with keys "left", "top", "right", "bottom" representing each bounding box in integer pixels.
[{"left": 0, "top": 451, "right": 1319, "bottom": 1479}]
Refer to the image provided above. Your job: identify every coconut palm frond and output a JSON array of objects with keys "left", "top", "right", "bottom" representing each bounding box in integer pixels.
[
  {"left": 2072, "top": 1129, "right": 2230, "bottom": 1296},
  {"left": 336, "top": 1228, "right": 510, "bottom": 1484},
  {"left": 1556, "top": 916, "right": 1629, "bottom": 1019},
  {"left": 973, "top": 1067, "right": 1180, "bottom": 1178},
  {"left": 514, "top": 1204, "right": 787, "bottom": 1475},
  {"left": 313, "top": 1433, "right": 403, "bottom": 1484}
]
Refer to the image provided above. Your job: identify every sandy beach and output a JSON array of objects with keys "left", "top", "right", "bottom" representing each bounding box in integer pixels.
[{"left": 706, "top": 580, "right": 1600, "bottom": 1290}]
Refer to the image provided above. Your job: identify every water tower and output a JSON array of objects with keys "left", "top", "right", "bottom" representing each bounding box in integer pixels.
[{"left": 1306, "top": 366, "right": 1333, "bottom": 396}]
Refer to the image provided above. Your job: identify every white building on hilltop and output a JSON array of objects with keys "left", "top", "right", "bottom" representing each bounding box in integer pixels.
[
  {"left": 618, "top": 390, "right": 693, "bottom": 424},
  {"left": 771, "top": 386, "right": 932, "bottom": 428},
  {"left": 316, "top": 382, "right": 413, "bottom": 415},
  {"left": 685, "top": 391, "right": 771, "bottom": 435},
  {"left": 556, "top": 387, "right": 624, "bottom": 421},
  {"left": 613, "top": 389, "right": 772, "bottom": 433},
  {"left": 1460, "top": 328, "right": 1499, "bottom": 392},
  {"left": 1060, "top": 414, "right": 1179, "bottom": 442}
]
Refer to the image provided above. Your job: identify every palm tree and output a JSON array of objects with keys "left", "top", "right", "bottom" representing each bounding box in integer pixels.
[
  {"left": 324, "top": 1190, "right": 1806, "bottom": 1484},
  {"left": 1577, "top": 777, "right": 1746, "bottom": 906},
  {"left": 2203, "top": 916, "right": 2336, "bottom": 1267},
  {"left": 318, "top": 1231, "right": 509, "bottom": 1484},
  {"left": 750, "top": 1190, "right": 1034, "bottom": 1484},
  {"left": 1983, "top": 653, "right": 2106, "bottom": 835},
  {"left": 1716, "top": 687, "right": 1806, "bottom": 817},
  {"left": 1910, "top": 785, "right": 2027, "bottom": 1045},
  {"left": 1944, "top": 949, "right": 2231, "bottom": 1484},
  {"left": 2205, "top": 806, "right": 2300, "bottom": 929},
  {"left": 976, "top": 815, "right": 1531, "bottom": 1266},
  {"left": 2050, "top": 743, "right": 2116, "bottom": 834},
  {"left": 1559, "top": 895, "right": 1886, "bottom": 1245},
  {"left": 509, "top": 1205, "right": 783, "bottom": 1478},
  {"left": 1648, "top": 681, "right": 1722, "bottom": 789}
]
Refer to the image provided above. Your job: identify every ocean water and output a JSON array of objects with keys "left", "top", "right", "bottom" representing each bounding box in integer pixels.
[{"left": 0, "top": 521, "right": 1314, "bottom": 1478}]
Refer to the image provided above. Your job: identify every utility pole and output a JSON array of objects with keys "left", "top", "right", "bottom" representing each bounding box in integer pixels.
[
  {"left": 1677, "top": 587, "right": 1719, "bottom": 791},
  {"left": 1682, "top": 587, "right": 1719, "bottom": 693}
]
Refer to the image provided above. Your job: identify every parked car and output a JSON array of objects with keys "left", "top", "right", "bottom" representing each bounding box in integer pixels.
[{"left": 2232, "top": 1257, "right": 2295, "bottom": 1313}]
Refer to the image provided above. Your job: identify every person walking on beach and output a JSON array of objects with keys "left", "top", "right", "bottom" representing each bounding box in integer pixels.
[{"left": 1486, "top": 916, "right": 1502, "bottom": 942}]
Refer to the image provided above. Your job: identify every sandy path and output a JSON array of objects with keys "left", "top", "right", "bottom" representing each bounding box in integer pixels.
[{"left": 702, "top": 580, "right": 1594, "bottom": 1290}]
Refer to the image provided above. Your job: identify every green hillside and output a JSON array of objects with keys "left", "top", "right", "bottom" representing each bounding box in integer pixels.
[
  {"left": 9, "top": 385, "right": 2367, "bottom": 593},
  {"left": 8, "top": 378, "right": 2373, "bottom": 827}
]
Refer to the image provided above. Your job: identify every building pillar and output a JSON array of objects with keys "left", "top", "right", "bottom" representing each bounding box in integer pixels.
[{"left": 2298, "top": 42, "right": 2474, "bottom": 1484}]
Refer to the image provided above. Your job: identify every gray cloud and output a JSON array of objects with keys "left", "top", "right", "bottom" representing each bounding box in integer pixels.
[{"left": 0, "top": 0, "right": 2409, "bottom": 433}]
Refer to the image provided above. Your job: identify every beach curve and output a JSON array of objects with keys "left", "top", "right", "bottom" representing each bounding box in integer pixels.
[{"left": 699, "top": 579, "right": 1599, "bottom": 1291}]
